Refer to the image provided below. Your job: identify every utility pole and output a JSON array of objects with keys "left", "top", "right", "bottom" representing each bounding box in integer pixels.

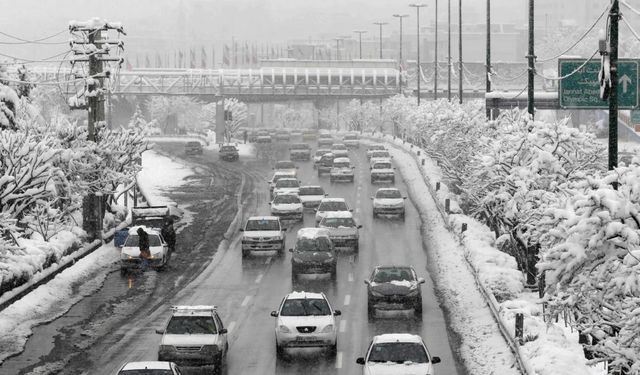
[
  {"left": 373, "top": 22, "right": 388, "bottom": 59},
  {"left": 486, "top": 0, "right": 492, "bottom": 118},
  {"left": 527, "top": 0, "right": 535, "bottom": 117},
  {"left": 354, "top": 30, "right": 367, "bottom": 59},
  {"left": 393, "top": 14, "right": 410, "bottom": 95},
  {"left": 410, "top": 3, "right": 427, "bottom": 105},
  {"left": 458, "top": 0, "right": 463, "bottom": 104},
  {"left": 334, "top": 37, "right": 343, "bottom": 60},
  {"left": 609, "top": 0, "right": 619, "bottom": 171},
  {"left": 434, "top": 0, "right": 439, "bottom": 100},
  {"left": 447, "top": 0, "right": 452, "bottom": 101}
]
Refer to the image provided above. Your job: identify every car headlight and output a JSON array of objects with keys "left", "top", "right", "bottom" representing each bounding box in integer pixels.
[
  {"left": 292, "top": 257, "right": 303, "bottom": 263},
  {"left": 320, "top": 324, "right": 334, "bottom": 333},
  {"left": 279, "top": 325, "right": 291, "bottom": 333},
  {"left": 159, "top": 345, "right": 175, "bottom": 352},
  {"left": 201, "top": 345, "right": 220, "bottom": 353},
  {"left": 407, "top": 288, "right": 419, "bottom": 296},
  {"left": 323, "top": 257, "right": 335, "bottom": 264},
  {"left": 370, "top": 290, "right": 384, "bottom": 297}
]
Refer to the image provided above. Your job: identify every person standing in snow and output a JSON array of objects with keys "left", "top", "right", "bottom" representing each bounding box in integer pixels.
[
  {"left": 161, "top": 218, "right": 176, "bottom": 253},
  {"left": 243, "top": 129, "right": 248, "bottom": 144},
  {"left": 137, "top": 227, "right": 150, "bottom": 271}
]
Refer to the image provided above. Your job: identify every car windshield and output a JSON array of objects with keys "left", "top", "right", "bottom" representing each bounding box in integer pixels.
[
  {"left": 315, "top": 150, "right": 329, "bottom": 156},
  {"left": 368, "top": 342, "right": 428, "bottom": 364},
  {"left": 321, "top": 217, "right": 355, "bottom": 228},
  {"left": 296, "top": 236, "right": 332, "bottom": 252},
  {"left": 373, "top": 268, "right": 415, "bottom": 283},
  {"left": 124, "top": 234, "right": 162, "bottom": 247},
  {"left": 376, "top": 190, "right": 402, "bottom": 199},
  {"left": 372, "top": 151, "right": 390, "bottom": 158},
  {"left": 274, "top": 194, "right": 300, "bottom": 204},
  {"left": 291, "top": 144, "right": 308, "bottom": 150},
  {"left": 165, "top": 316, "right": 218, "bottom": 334},
  {"left": 118, "top": 370, "right": 173, "bottom": 375},
  {"left": 333, "top": 162, "right": 350, "bottom": 168},
  {"left": 299, "top": 187, "right": 324, "bottom": 195},
  {"left": 370, "top": 145, "right": 385, "bottom": 151},
  {"left": 332, "top": 144, "right": 346, "bottom": 150},
  {"left": 272, "top": 174, "right": 292, "bottom": 183},
  {"left": 186, "top": 142, "right": 200, "bottom": 147},
  {"left": 280, "top": 298, "right": 331, "bottom": 316},
  {"left": 276, "top": 179, "right": 299, "bottom": 188},
  {"left": 221, "top": 146, "right": 236, "bottom": 151},
  {"left": 245, "top": 219, "right": 280, "bottom": 231},
  {"left": 344, "top": 135, "right": 357, "bottom": 140},
  {"left": 318, "top": 201, "right": 348, "bottom": 212},
  {"left": 275, "top": 161, "right": 295, "bottom": 169},
  {"left": 373, "top": 162, "right": 392, "bottom": 169}
]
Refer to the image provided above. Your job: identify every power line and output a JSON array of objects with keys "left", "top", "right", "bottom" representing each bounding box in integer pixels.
[
  {"left": 534, "top": 49, "right": 599, "bottom": 81},
  {"left": 621, "top": 0, "right": 640, "bottom": 16},
  {"left": 0, "top": 29, "right": 67, "bottom": 44},
  {"left": 0, "top": 50, "right": 71, "bottom": 64},
  {"left": 536, "top": 3, "right": 610, "bottom": 62},
  {"left": 490, "top": 67, "right": 528, "bottom": 81},
  {"left": 621, "top": 16, "right": 640, "bottom": 43}
]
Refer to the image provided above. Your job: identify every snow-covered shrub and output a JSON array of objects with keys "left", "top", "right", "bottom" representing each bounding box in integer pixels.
[
  {"left": 201, "top": 98, "right": 247, "bottom": 142},
  {"left": 340, "top": 99, "right": 382, "bottom": 132}
]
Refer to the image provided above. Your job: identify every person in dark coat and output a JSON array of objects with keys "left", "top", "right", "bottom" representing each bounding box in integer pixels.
[
  {"left": 243, "top": 130, "right": 248, "bottom": 144},
  {"left": 161, "top": 218, "right": 176, "bottom": 253},
  {"left": 137, "top": 227, "right": 150, "bottom": 271}
]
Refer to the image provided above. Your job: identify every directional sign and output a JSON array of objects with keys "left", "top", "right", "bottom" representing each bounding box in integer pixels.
[{"left": 559, "top": 58, "right": 639, "bottom": 109}]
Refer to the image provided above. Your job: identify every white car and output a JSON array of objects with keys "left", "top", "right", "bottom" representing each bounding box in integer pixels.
[
  {"left": 331, "top": 143, "right": 349, "bottom": 158},
  {"left": 273, "top": 160, "right": 298, "bottom": 176},
  {"left": 117, "top": 361, "right": 182, "bottom": 375},
  {"left": 315, "top": 197, "right": 352, "bottom": 226},
  {"left": 270, "top": 291, "right": 341, "bottom": 358},
  {"left": 240, "top": 216, "right": 286, "bottom": 257},
  {"left": 157, "top": 306, "right": 229, "bottom": 372},
  {"left": 271, "top": 177, "right": 301, "bottom": 198},
  {"left": 298, "top": 185, "right": 327, "bottom": 210},
  {"left": 318, "top": 211, "right": 362, "bottom": 252},
  {"left": 318, "top": 135, "right": 334, "bottom": 147},
  {"left": 120, "top": 226, "right": 169, "bottom": 270},
  {"left": 270, "top": 193, "right": 303, "bottom": 222},
  {"left": 269, "top": 171, "right": 297, "bottom": 197},
  {"left": 369, "top": 151, "right": 393, "bottom": 167},
  {"left": 313, "top": 149, "right": 331, "bottom": 168},
  {"left": 356, "top": 333, "right": 441, "bottom": 375},
  {"left": 343, "top": 133, "right": 359, "bottom": 148},
  {"left": 372, "top": 188, "right": 407, "bottom": 219},
  {"left": 330, "top": 157, "right": 355, "bottom": 183},
  {"left": 370, "top": 160, "right": 395, "bottom": 183},
  {"left": 366, "top": 144, "right": 387, "bottom": 159}
]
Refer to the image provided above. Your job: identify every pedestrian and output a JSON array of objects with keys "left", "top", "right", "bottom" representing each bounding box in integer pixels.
[
  {"left": 243, "top": 129, "right": 248, "bottom": 144},
  {"left": 161, "top": 217, "right": 176, "bottom": 253},
  {"left": 137, "top": 227, "right": 150, "bottom": 271}
]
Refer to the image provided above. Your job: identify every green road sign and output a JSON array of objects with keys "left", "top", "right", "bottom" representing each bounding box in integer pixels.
[
  {"left": 559, "top": 58, "right": 638, "bottom": 109},
  {"left": 631, "top": 109, "right": 640, "bottom": 125}
]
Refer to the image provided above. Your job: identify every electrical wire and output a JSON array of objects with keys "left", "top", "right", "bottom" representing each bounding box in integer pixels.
[
  {"left": 621, "top": 0, "right": 640, "bottom": 16},
  {"left": 536, "top": 3, "right": 610, "bottom": 62},
  {"left": 490, "top": 67, "right": 528, "bottom": 81},
  {"left": 534, "top": 49, "right": 599, "bottom": 81},
  {"left": 506, "top": 86, "right": 528, "bottom": 100},
  {"left": 621, "top": 16, "right": 640, "bottom": 43},
  {"left": 0, "top": 29, "right": 67, "bottom": 44},
  {"left": 0, "top": 50, "right": 71, "bottom": 63}
]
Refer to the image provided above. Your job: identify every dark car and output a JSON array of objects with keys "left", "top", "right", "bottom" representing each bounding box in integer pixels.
[
  {"left": 290, "top": 228, "right": 337, "bottom": 281},
  {"left": 317, "top": 152, "right": 335, "bottom": 176},
  {"left": 219, "top": 144, "right": 239, "bottom": 161},
  {"left": 365, "top": 265, "right": 425, "bottom": 319},
  {"left": 184, "top": 141, "right": 203, "bottom": 155}
]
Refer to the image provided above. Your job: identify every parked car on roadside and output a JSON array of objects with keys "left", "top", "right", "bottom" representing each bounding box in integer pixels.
[{"left": 120, "top": 226, "right": 170, "bottom": 271}]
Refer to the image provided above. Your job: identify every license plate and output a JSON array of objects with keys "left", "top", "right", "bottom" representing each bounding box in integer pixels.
[{"left": 296, "top": 336, "right": 317, "bottom": 341}]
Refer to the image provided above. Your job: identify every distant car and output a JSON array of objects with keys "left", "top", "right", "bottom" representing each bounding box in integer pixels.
[
  {"left": 268, "top": 171, "right": 297, "bottom": 197},
  {"left": 256, "top": 130, "right": 272, "bottom": 143},
  {"left": 329, "top": 157, "right": 355, "bottom": 183},
  {"left": 302, "top": 129, "right": 318, "bottom": 140},
  {"left": 372, "top": 188, "right": 406, "bottom": 219},
  {"left": 298, "top": 185, "right": 327, "bottom": 210},
  {"left": 157, "top": 305, "right": 229, "bottom": 372},
  {"left": 619, "top": 151, "right": 635, "bottom": 166},
  {"left": 271, "top": 291, "right": 341, "bottom": 358},
  {"left": 315, "top": 197, "right": 352, "bottom": 226},
  {"left": 369, "top": 150, "right": 393, "bottom": 166},
  {"left": 356, "top": 334, "right": 441, "bottom": 373},
  {"left": 370, "top": 160, "right": 395, "bottom": 183},
  {"left": 317, "top": 152, "right": 335, "bottom": 176},
  {"left": 274, "top": 160, "right": 299, "bottom": 176},
  {"left": 318, "top": 134, "right": 334, "bottom": 147},
  {"left": 271, "top": 178, "right": 301, "bottom": 199},
  {"left": 318, "top": 211, "right": 361, "bottom": 252},
  {"left": 120, "top": 226, "right": 170, "bottom": 271},
  {"left": 289, "top": 228, "right": 337, "bottom": 280},
  {"left": 343, "top": 133, "right": 359, "bottom": 148},
  {"left": 275, "top": 130, "right": 290, "bottom": 142},
  {"left": 366, "top": 144, "right": 387, "bottom": 159},
  {"left": 366, "top": 265, "right": 425, "bottom": 319},
  {"left": 330, "top": 143, "right": 349, "bottom": 158},
  {"left": 117, "top": 361, "right": 182, "bottom": 375},
  {"left": 240, "top": 216, "right": 286, "bottom": 257},
  {"left": 219, "top": 143, "right": 239, "bottom": 161},
  {"left": 270, "top": 192, "right": 303, "bottom": 222},
  {"left": 289, "top": 143, "right": 312, "bottom": 161},
  {"left": 313, "top": 149, "right": 332, "bottom": 169},
  {"left": 185, "top": 141, "right": 203, "bottom": 155}
]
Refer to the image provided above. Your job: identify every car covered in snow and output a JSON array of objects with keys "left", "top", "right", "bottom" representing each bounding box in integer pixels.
[
  {"left": 343, "top": 132, "right": 359, "bottom": 148},
  {"left": 315, "top": 197, "right": 352, "bottom": 226},
  {"left": 289, "top": 143, "right": 311, "bottom": 161},
  {"left": 219, "top": 143, "right": 239, "bottom": 161},
  {"left": 318, "top": 211, "right": 362, "bottom": 251},
  {"left": 269, "top": 192, "right": 303, "bottom": 222},
  {"left": 275, "top": 130, "right": 291, "bottom": 142},
  {"left": 365, "top": 265, "right": 425, "bottom": 319},
  {"left": 156, "top": 305, "right": 228, "bottom": 372},
  {"left": 240, "top": 216, "right": 286, "bottom": 257},
  {"left": 318, "top": 134, "right": 334, "bottom": 147},
  {"left": 369, "top": 150, "right": 393, "bottom": 167},
  {"left": 330, "top": 143, "right": 349, "bottom": 158},
  {"left": 366, "top": 144, "right": 387, "bottom": 159},
  {"left": 313, "top": 149, "right": 332, "bottom": 169},
  {"left": 289, "top": 228, "right": 337, "bottom": 280},
  {"left": 268, "top": 171, "right": 297, "bottom": 198},
  {"left": 302, "top": 129, "right": 318, "bottom": 140},
  {"left": 317, "top": 152, "right": 335, "bottom": 176},
  {"left": 117, "top": 361, "right": 182, "bottom": 375},
  {"left": 372, "top": 188, "right": 406, "bottom": 219},
  {"left": 120, "top": 226, "right": 170, "bottom": 271},
  {"left": 270, "top": 291, "right": 341, "bottom": 358},
  {"left": 329, "top": 157, "right": 355, "bottom": 183},
  {"left": 356, "top": 334, "right": 441, "bottom": 374},
  {"left": 370, "top": 160, "right": 395, "bottom": 183},
  {"left": 256, "top": 130, "right": 272, "bottom": 143},
  {"left": 273, "top": 160, "right": 299, "bottom": 176},
  {"left": 271, "top": 178, "right": 301, "bottom": 199},
  {"left": 298, "top": 185, "right": 327, "bottom": 210}
]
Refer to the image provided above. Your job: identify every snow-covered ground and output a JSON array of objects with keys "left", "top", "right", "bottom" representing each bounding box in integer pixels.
[{"left": 0, "top": 149, "right": 196, "bottom": 364}]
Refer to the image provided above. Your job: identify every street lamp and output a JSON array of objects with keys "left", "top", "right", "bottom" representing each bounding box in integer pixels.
[
  {"left": 410, "top": 3, "right": 427, "bottom": 105},
  {"left": 333, "top": 37, "right": 344, "bottom": 60},
  {"left": 353, "top": 30, "right": 367, "bottom": 59},
  {"left": 393, "top": 14, "right": 410, "bottom": 94},
  {"left": 373, "top": 21, "right": 388, "bottom": 59},
  {"left": 434, "top": 0, "right": 439, "bottom": 99}
]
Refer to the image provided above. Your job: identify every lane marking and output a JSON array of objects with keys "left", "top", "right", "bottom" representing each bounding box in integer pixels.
[
  {"left": 227, "top": 321, "right": 236, "bottom": 333},
  {"left": 241, "top": 295, "right": 251, "bottom": 307},
  {"left": 265, "top": 256, "right": 272, "bottom": 264},
  {"left": 335, "top": 351, "right": 343, "bottom": 369},
  {"left": 343, "top": 294, "right": 351, "bottom": 306},
  {"left": 255, "top": 273, "right": 264, "bottom": 283},
  {"left": 348, "top": 273, "right": 354, "bottom": 282},
  {"left": 339, "top": 319, "right": 347, "bottom": 333},
  {"left": 209, "top": 177, "right": 215, "bottom": 187},
  {"left": 357, "top": 186, "right": 362, "bottom": 190}
]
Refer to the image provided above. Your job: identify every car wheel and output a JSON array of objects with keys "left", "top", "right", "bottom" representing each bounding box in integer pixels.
[
  {"left": 120, "top": 267, "right": 127, "bottom": 276},
  {"left": 354, "top": 243, "right": 359, "bottom": 253},
  {"left": 327, "top": 341, "right": 337, "bottom": 358},
  {"left": 370, "top": 178, "right": 375, "bottom": 184},
  {"left": 330, "top": 266, "right": 337, "bottom": 279},
  {"left": 212, "top": 353, "right": 223, "bottom": 375},
  {"left": 276, "top": 342, "right": 285, "bottom": 359},
  {"left": 367, "top": 301, "right": 375, "bottom": 320},
  {"left": 373, "top": 211, "right": 377, "bottom": 218},
  {"left": 317, "top": 170, "right": 322, "bottom": 176},
  {"left": 242, "top": 249, "right": 250, "bottom": 258},
  {"left": 400, "top": 212, "right": 405, "bottom": 221},
  {"left": 279, "top": 242, "right": 285, "bottom": 256},
  {"left": 415, "top": 296, "right": 423, "bottom": 314}
]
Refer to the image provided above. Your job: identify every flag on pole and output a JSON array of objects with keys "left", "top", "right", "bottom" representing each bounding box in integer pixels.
[
  {"left": 126, "top": 58, "right": 133, "bottom": 70},
  {"left": 211, "top": 45, "right": 215, "bottom": 68},
  {"left": 252, "top": 44, "right": 258, "bottom": 65},
  {"left": 135, "top": 55, "right": 140, "bottom": 68},
  {"left": 201, "top": 46, "right": 207, "bottom": 69},
  {"left": 145, "top": 54, "right": 151, "bottom": 68},
  {"left": 190, "top": 48, "right": 196, "bottom": 69},
  {"left": 244, "top": 42, "right": 250, "bottom": 65},
  {"left": 223, "top": 44, "right": 230, "bottom": 66},
  {"left": 156, "top": 53, "right": 162, "bottom": 68},
  {"left": 178, "top": 50, "right": 184, "bottom": 68}
]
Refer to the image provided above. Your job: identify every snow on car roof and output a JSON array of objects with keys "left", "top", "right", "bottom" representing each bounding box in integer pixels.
[
  {"left": 248, "top": 216, "right": 280, "bottom": 221},
  {"left": 287, "top": 291, "right": 325, "bottom": 299},
  {"left": 373, "top": 333, "right": 423, "bottom": 344},
  {"left": 333, "top": 157, "right": 351, "bottom": 163},
  {"left": 121, "top": 361, "right": 172, "bottom": 370},
  {"left": 300, "top": 185, "right": 322, "bottom": 189},
  {"left": 297, "top": 227, "right": 330, "bottom": 239},
  {"left": 321, "top": 197, "right": 346, "bottom": 203},
  {"left": 377, "top": 187, "right": 401, "bottom": 192},
  {"left": 274, "top": 170, "right": 295, "bottom": 176},
  {"left": 127, "top": 225, "right": 161, "bottom": 236},
  {"left": 323, "top": 211, "right": 353, "bottom": 219}
]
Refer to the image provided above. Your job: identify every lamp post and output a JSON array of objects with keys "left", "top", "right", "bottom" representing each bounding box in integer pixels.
[
  {"left": 410, "top": 3, "right": 427, "bottom": 105},
  {"left": 373, "top": 21, "right": 388, "bottom": 59},
  {"left": 434, "top": 0, "right": 439, "bottom": 99},
  {"left": 353, "top": 30, "right": 367, "bottom": 59},
  {"left": 393, "top": 14, "right": 410, "bottom": 94},
  {"left": 334, "top": 37, "right": 344, "bottom": 60}
]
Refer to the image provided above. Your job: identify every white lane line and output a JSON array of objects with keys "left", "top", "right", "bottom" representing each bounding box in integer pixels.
[
  {"left": 265, "top": 256, "right": 272, "bottom": 264},
  {"left": 348, "top": 273, "right": 354, "bottom": 282},
  {"left": 343, "top": 294, "right": 351, "bottom": 306},
  {"left": 255, "top": 273, "right": 264, "bottom": 283},
  {"left": 209, "top": 177, "right": 215, "bottom": 187},
  {"left": 355, "top": 208, "right": 360, "bottom": 214},
  {"left": 357, "top": 186, "right": 362, "bottom": 190},
  {"left": 227, "top": 321, "right": 237, "bottom": 333},
  {"left": 339, "top": 319, "right": 347, "bottom": 333},
  {"left": 335, "top": 351, "right": 343, "bottom": 368},
  {"left": 241, "top": 295, "right": 251, "bottom": 307}
]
